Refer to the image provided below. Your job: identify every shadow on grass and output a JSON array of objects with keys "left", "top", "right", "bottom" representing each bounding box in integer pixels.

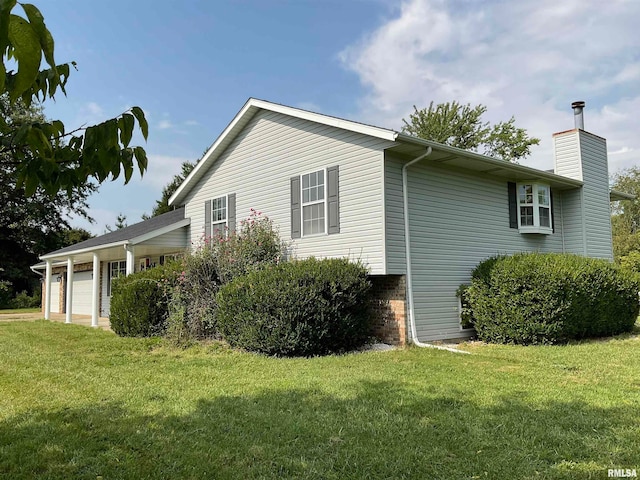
[{"left": 1, "top": 381, "right": 637, "bottom": 480}]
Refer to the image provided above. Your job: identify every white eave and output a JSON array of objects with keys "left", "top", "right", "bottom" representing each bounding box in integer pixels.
[
  {"left": 610, "top": 189, "right": 636, "bottom": 201},
  {"left": 39, "top": 240, "right": 130, "bottom": 260},
  {"left": 169, "top": 98, "right": 398, "bottom": 206},
  {"left": 394, "top": 133, "right": 584, "bottom": 190}
]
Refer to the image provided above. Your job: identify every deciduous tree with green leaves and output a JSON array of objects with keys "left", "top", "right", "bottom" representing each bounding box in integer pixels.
[
  {"left": 0, "top": 93, "right": 96, "bottom": 299},
  {"left": 401, "top": 101, "right": 540, "bottom": 163},
  {"left": 144, "top": 160, "right": 196, "bottom": 219},
  {"left": 611, "top": 167, "right": 640, "bottom": 264},
  {"left": 0, "top": 0, "right": 149, "bottom": 196}
]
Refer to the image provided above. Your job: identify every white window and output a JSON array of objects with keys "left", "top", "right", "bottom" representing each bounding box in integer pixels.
[
  {"left": 211, "top": 195, "right": 227, "bottom": 236},
  {"left": 301, "top": 169, "right": 326, "bottom": 236},
  {"left": 517, "top": 183, "right": 552, "bottom": 234},
  {"left": 108, "top": 260, "right": 127, "bottom": 296}
]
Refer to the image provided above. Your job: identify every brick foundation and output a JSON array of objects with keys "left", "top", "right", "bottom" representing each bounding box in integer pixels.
[{"left": 369, "top": 275, "right": 407, "bottom": 346}]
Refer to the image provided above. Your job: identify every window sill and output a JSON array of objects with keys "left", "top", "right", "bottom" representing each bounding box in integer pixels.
[{"left": 518, "top": 226, "right": 553, "bottom": 235}]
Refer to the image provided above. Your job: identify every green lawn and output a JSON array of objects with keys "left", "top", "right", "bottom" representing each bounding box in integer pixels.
[
  {"left": 0, "top": 307, "right": 41, "bottom": 314},
  {"left": 1, "top": 321, "right": 639, "bottom": 479}
]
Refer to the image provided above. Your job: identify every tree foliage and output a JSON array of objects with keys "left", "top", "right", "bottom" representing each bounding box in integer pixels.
[
  {"left": 611, "top": 167, "right": 640, "bottom": 261},
  {"left": 105, "top": 213, "right": 128, "bottom": 233},
  {"left": 146, "top": 160, "right": 195, "bottom": 218},
  {"left": 401, "top": 101, "right": 540, "bottom": 162},
  {"left": 0, "top": 93, "right": 95, "bottom": 295},
  {"left": 0, "top": 1, "right": 149, "bottom": 196}
]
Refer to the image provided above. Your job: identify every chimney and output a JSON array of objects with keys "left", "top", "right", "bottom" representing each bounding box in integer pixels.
[
  {"left": 572, "top": 101, "right": 585, "bottom": 130},
  {"left": 553, "top": 101, "right": 612, "bottom": 259}
]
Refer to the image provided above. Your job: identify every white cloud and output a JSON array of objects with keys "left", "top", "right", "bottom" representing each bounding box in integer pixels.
[
  {"left": 340, "top": 0, "right": 640, "bottom": 173},
  {"left": 157, "top": 119, "right": 173, "bottom": 130}
]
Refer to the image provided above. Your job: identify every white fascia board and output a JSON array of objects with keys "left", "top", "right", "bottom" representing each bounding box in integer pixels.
[
  {"left": 249, "top": 99, "right": 398, "bottom": 141},
  {"left": 39, "top": 240, "right": 129, "bottom": 260},
  {"left": 395, "top": 133, "right": 584, "bottom": 189},
  {"left": 169, "top": 98, "right": 398, "bottom": 206},
  {"left": 130, "top": 218, "right": 191, "bottom": 245}
]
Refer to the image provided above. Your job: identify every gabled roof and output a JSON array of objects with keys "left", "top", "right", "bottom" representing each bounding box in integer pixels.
[
  {"left": 169, "top": 98, "right": 398, "bottom": 206},
  {"left": 168, "top": 97, "right": 630, "bottom": 203},
  {"left": 40, "top": 207, "right": 188, "bottom": 260}
]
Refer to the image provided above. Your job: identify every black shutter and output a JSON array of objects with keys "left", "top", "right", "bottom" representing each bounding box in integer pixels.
[
  {"left": 327, "top": 165, "right": 340, "bottom": 234},
  {"left": 204, "top": 200, "right": 211, "bottom": 238},
  {"left": 290, "top": 176, "right": 301, "bottom": 239},
  {"left": 227, "top": 193, "right": 236, "bottom": 233},
  {"left": 508, "top": 182, "right": 518, "bottom": 229}
]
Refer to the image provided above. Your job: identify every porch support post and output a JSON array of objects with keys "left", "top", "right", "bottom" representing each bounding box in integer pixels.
[
  {"left": 65, "top": 257, "right": 74, "bottom": 324},
  {"left": 44, "top": 260, "right": 52, "bottom": 320},
  {"left": 125, "top": 245, "right": 135, "bottom": 275},
  {"left": 91, "top": 253, "right": 100, "bottom": 327}
]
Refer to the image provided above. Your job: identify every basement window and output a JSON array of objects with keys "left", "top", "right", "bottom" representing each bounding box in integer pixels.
[{"left": 517, "top": 183, "right": 552, "bottom": 234}]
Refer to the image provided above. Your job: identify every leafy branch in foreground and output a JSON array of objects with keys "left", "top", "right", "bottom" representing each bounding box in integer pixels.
[{"left": 0, "top": 0, "right": 149, "bottom": 195}]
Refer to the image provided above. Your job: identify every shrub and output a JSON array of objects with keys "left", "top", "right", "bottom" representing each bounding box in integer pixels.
[
  {"left": 467, "top": 253, "right": 640, "bottom": 345},
  {"left": 9, "top": 288, "right": 41, "bottom": 309},
  {"left": 455, "top": 284, "right": 474, "bottom": 330},
  {"left": 0, "top": 280, "right": 13, "bottom": 308},
  {"left": 170, "top": 210, "right": 287, "bottom": 341},
  {"left": 216, "top": 258, "right": 372, "bottom": 357},
  {"left": 109, "top": 262, "right": 182, "bottom": 337}
]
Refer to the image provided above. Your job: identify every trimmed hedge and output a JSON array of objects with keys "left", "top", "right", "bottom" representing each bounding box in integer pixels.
[
  {"left": 216, "top": 258, "right": 371, "bottom": 356},
  {"left": 467, "top": 253, "right": 640, "bottom": 345},
  {"left": 110, "top": 262, "right": 182, "bottom": 337}
]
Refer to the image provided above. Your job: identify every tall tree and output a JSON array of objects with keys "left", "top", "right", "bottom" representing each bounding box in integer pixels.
[
  {"left": 611, "top": 167, "right": 640, "bottom": 261},
  {"left": 105, "top": 213, "right": 128, "bottom": 233},
  {"left": 0, "top": 94, "right": 95, "bottom": 295},
  {"left": 401, "top": 101, "right": 540, "bottom": 163},
  {"left": 145, "top": 160, "right": 195, "bottom": 218},
  {"left": 1, "top": 1, "right": 149, "bottom": 195}
]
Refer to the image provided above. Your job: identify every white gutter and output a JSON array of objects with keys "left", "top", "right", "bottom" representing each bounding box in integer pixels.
[
  {"left": 30, "top": 265, "right": 43, "bottom": 277},
  {"left": 39, "top": 240, "right": 129, "bottom": 260},
  {"left": 402, "top": 147, "right": 470, "bottom": 355}
]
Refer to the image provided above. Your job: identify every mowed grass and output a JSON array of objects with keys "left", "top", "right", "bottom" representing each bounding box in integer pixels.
[
  {"left": 0, "top": 308, "right": 41, "bottom": 314},
  {"left": 0, "top": 321, "right": 639, "bottom": 479}
]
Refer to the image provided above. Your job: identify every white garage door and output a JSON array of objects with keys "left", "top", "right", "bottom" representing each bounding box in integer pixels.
[
  {"left": 49, "top": 281, "right": 61, "bottom": 313},
  {"left": 71, "top": 271, "right": 93, "bottom": 315}
]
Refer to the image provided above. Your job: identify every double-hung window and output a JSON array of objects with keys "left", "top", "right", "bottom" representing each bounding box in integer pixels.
[
  {"left": 211, "top": 195, "right": 227, "bottom": 236},
  {"left": 517, "top": 183, "right": 552, "bottom": 234},
  {"left": 204, "top": 193, "right": 235, "bottom": 239},
  {"left": 290, "top": 165, "right": 339, "bottom": 239},
  {"left": 301, "top": 169, "right": 326, "bottom": 235},
  {"left": 108, "top": 260, "right": 127, "bottom": 296}
]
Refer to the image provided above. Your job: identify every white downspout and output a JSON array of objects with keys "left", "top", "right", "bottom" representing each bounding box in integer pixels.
[{"left": 402, "top": 147, "right": 469, "bottom": 355}]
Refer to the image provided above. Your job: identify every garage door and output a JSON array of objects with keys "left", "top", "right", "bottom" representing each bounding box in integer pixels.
[
  {"left": 50, "top": 280, "right": 61, "bottom": 313},
  {"left": 71, "top": 271, "right": 93, "bottom": 315}
]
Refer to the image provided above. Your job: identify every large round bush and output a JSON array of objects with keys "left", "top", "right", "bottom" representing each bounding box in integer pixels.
[
  {"left": 467, "top": 253, "right": 639, "bottom": 344},
  {"left": 216, "top": 258, "right": 371, "bottom": 356},
  {"left": 110, "top": 262, "right": 181, "bottom": 337}
]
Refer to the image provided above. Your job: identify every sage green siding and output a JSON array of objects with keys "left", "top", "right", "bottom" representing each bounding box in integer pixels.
[
  {"left": 183, "top": 109, "right": 393, "bottom": 273},
  {"left": 385, "top": 154, "right": 566, "bottom": 341}
]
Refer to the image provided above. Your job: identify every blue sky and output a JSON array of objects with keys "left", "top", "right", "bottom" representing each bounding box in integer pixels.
[{"left": 36, "top": 0, "right": 640, "bottom": 234}]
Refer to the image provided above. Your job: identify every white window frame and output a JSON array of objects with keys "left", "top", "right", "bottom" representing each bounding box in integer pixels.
[
  {"left": 211, "top": 194, "right": 228, "bottom": 237},
  {"left": 300, "top": 168, "right": 328, "bottom": 237},
  {"left": 107, "top": 260, "right": 127, "bottom": 296},
  {"left": 517, "top": 182, "right": 552, "bottom": 234}
]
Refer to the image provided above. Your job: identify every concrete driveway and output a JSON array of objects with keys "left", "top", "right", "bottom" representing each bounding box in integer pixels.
[{"left": 0, "top": 311, "right": 111, "bottom": 331}]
